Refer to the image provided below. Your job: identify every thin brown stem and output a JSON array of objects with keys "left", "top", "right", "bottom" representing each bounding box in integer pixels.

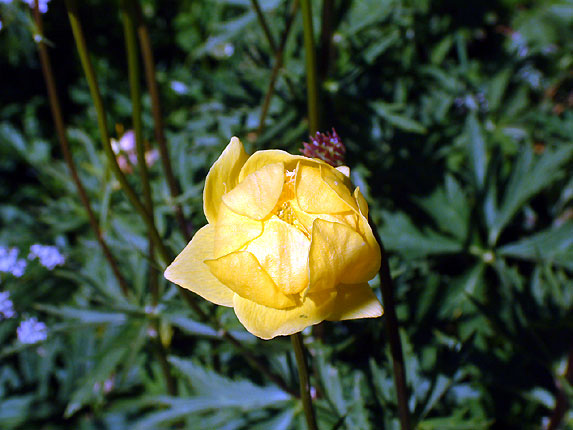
[
  {"left": 257, "top": 0, "right": 299, "bottom": 136},
  {"left": 223, "top": 331, "right": 298, "bottom": 397},
  {"left": 547, "top": 345, "right": 573, "bottom": 430},
  {"left": 32, "top": 0, "right": 130, "bottom": 297},
  {"left": 152, "top": 323, "right": 178, "bottom": 396},
  {"left": 65, "top": 0, "right": 172, "bottom": 267},
  {"left": 369, "top": 215, "right": 411, "bottom": 430},
  {"left": 131, "top": 0, "right": 191, "bottom": 241},
  {"left": 300, "top": 0, "right": 320, "bottom": 134},
  {"left": 251, "top": 0, "right": 277, "bottom": 53}
]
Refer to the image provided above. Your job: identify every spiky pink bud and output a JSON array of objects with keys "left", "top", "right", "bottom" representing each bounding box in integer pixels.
[{"left": 301, "top": 128, "right": 346, "bottom": 167}]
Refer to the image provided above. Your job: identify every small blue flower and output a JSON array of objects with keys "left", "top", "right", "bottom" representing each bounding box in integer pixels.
[
  {"left": 28, "top": 244, "right": 65, "bottom": 270},
  {"left": 0, "top": 246, "right": 27, "bottom": 277},
  {"left": 17, "top": 317, "right": 48, "bottom": 344},
  {"left": 0, "top": 291, "right": 16, "bottom": 319}
]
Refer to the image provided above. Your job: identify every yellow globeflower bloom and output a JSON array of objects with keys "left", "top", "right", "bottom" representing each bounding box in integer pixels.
[{"left": 164, "top": 137, "right": 383, "bottom": 339}]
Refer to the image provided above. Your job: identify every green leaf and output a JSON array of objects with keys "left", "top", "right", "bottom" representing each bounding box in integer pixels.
[
  {"left": 371, "top": 101, "right": 427, "bottom": 134},
  {"left": 489, "top": 146, "right": 573, "bottom": 245},
  {"left": 380, "top": 211, "right": 463, "bottom": 258},
  {"left": 37, "top": 305, "right": 128, "bottom": 325},
  {"left": 168, "top": 356, "right": 290, "bottom": 409},
  {"left": 497, "top": 221, "right": 573, "bottom": 270},
  {"left": 465, "top": 112, "right": 487, "bottom": 190},
  {"left": 486, "top": 67, "right": 513, "bottom": 112},
  {"left": 416, "top": 175, "right": 470, "bottom": 241},
  {"left": 64, "top": 322, "right": 147, "bottom": 417}
]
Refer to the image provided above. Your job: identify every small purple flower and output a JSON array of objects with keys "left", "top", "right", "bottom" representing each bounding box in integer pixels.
[
  {"left": 28, "top": 244, "right": 65, "bottom": 270},
  {"left": 0, "top": 291, "right": 16, "bottom": 319},
  {"left": 22, "top": 0, "right": 50, "bottom": 13},
  {"left": 0, "top": 246, "right": 27, "bottom": 277},
  {"left": 17, "top": 317, "right": 48, "bottom": 344}
]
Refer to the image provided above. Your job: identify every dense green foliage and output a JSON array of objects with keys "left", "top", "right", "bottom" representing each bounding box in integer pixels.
[{"left": 1, "top": 0, "right": 572, "bottom": 429}]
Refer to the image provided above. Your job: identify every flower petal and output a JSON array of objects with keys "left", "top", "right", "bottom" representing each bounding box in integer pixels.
[
  {"left": 354, "top": 187, "right": 369, "bottom": 219},
  {"left": 246, "top": 217, "right": 310, "bottom": 295},
  {"left": 238, "top": 150, "right": 309, "bottom": 182},
  {"left": 336, "top": 166, "right": 350, "bottom": 177},
  {"left": 205, "top": 251, "right": 296, "bottom": 309},
  {"left": 214, "top": 203, "right": 263, "bottom": 259},
  {"left": 296, "top": 162, "right": 351, "bottom": 214},
  {"left": 309, "top": 218, "right": 379, "bottom": 292},
  {"left": 204, "top": 137, "right": 250, "bottom": 224},
  {"left": 321, "top": 165, "right": 359, "bottom": 212},
  {"left": 222, "top": 162, "right": 285, "bottom": 220},
  {"left": 233, "top": 290, "right": 337, "bottom": 339},
  {"left": 327, "top": 283, "right": 383, "bottom": 321},
  {"left": 164, "top": 225, "right": 234, "bottom": 307}
]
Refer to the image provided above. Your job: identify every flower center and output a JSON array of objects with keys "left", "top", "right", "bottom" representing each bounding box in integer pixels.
[{"left": 273, "top": 168, "right": 310, "bottom": 238}]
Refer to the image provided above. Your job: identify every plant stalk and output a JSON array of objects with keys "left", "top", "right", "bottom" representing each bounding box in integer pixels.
[
  {"left": 120, "top": 0, "right": 159, "bottom": 306},
  {"left": 65, "top": 0, "right": 172, "bottom": 267},
  {"left": 370, "top": 215, "right": 411, "bottom": 430},
  {"left": 32, "top": 0, "right": 130, "bottom": 297},
  {"left": 131, "top": 0, "right": 191, "bottom": 240},
  {"left": 257, "top": 0, "right": 299, "bottom": 136},
  {"left": 251, "top": 0, "right": 277, "bottom": 52},
  {"left": 300, "top": 0, "right": 319, "bottom": 134},
  {"left": 547, "top": 345, "right": 573, "bottom": 430},
  {"left": 291, "top": 333, "right": 318, "bottom": 430}
]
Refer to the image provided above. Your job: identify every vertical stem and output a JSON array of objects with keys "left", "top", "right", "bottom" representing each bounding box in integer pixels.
[
  {"left": 547, "top": 345, "right": 573, "bottom": 430},
  {"left": 291, "top": 333, "right": 318, "bottom": 430},
  {"left": 65, "top": 0, "right": 172, "bottom": 267},
  {"left": 251, "top": 0, "right": 277, "bottom": 52},
  {"left": 257, "top": 0, "right": 299, "bottom": 136},
  {"left": 319, "top": 0, "right": 334, "bottom": 81},
  {"left": 300, "top": 0, "right": 319, "bottom": 134},
  {"left": 120, "top": 0, "right": 157, "bottom": 302},
  {"left": 32, "top": 0, "right": 130, "bottom": 297},
  {"left": 121, "top": 0, "right": 177, "bottom": 397},
  {"left": 370, "top": 216, "right": 411, "bottom": 430},
  {"left": 131, "top": 0, "right": 191, "bottom": 240}
]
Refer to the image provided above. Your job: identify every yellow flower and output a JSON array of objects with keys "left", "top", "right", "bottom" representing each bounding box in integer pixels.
[{"left": 164, "top": 137, "right": 383, "bottom": 339}]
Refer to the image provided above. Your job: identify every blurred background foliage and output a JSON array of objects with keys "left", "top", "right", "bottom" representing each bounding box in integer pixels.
[{"left": 0, "top": 0, "right": 572, "bottom": 429}]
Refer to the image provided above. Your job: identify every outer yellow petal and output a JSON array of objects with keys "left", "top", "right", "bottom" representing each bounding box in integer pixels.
[
  {"left": 204, "top": 137, "right": 249, "bottom": 224},
  {"left": 233, "top": 290, "right": 337, "bottom": 339},
  {"left": 222, "top": 162, "right": 284, "bottom": 220},
  {"left": 246, "top": 217, "right": 310, "bottom": 295},
  {"left": 164, "top": 225, "right": 234, "bottom": 307},
  {"left": 309, "top": 218, "right": 378, "bottom": 292},
  {"left": 213, "top": 203, "right": 263, "bottom": 259},
  {"left": 336, "top": 166, "right": 350, "bottom": 177},
  {"left": 321, "top": 165, "right": 359, "bottom": 213},
  {"left": 327, "top": 283, "right": 383, "bottom": 321},
  {"left": 205, "top": 251, "right": 296, "bottom": 309},
  {"left": 296, "top": 162, "right": 351, "bottom": 214},
  {"left": 354, "top": 187, "right": 369, "bottom": 219},
  {"left": 239, "top": 150, "right": 320, "bottom": 182}
]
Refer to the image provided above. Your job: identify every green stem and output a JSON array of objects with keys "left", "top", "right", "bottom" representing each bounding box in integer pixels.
[
  {"left": 319, "top": 0, "right": 334, "bottom": 81},
  {"left": 65, "top": 0, "right": 172, "bottom": 267},
  {"left": 300, "top": 0, "right": 319, "bottom": 134},
  {"left": 131, "top": 0, "right": 191, "bottom": 241},
  {"left": 291, "top": 333, "right": 318, "bottom": 430},
  {"left": 32, "top": 0, "right": 131, "bottom": 297},
  {"left": 257, "top": 0, "right": 299, "bottom": 136},
  {"left": 369, "top": 215, "right": 411, "bottom": 430},
  {"left": 120, "top": 0, "right": 159, "bottom": 304}
]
